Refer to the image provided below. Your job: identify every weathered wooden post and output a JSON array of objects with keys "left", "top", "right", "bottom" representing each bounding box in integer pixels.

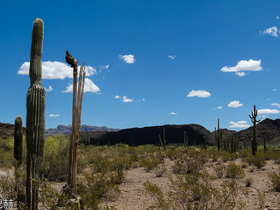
[{"left": 65, "top": 51, "right": 86, "bottom": 195}]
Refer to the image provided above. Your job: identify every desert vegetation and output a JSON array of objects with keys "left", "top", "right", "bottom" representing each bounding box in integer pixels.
[{"left": 1, "top": 133, "right": 280, "bottom": 209}]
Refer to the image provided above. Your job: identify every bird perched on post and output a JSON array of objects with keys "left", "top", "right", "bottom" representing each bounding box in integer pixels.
[{"left": 65, "top": 50, "right": 78, "bottom": 67}]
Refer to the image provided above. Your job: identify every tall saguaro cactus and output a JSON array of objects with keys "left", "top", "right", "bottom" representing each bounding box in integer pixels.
[
  {"left": 26, "top": 18, "right": 45, "bottom": 210},
  {"left": 215, "top": 118, "right": 222, "bottom": 152},
  {"left": 65, "top": 51, "right": 86, "bottom": 195},
  {"left": 247, "top": 105, "right": 260, "bottom": 156}
]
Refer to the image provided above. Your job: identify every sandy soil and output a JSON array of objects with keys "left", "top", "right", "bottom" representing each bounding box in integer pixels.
[{"left": 100, "top": 158, "right": 280, "bottom": 210}]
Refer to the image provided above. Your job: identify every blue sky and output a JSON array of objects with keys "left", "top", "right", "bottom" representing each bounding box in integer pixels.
[{"left": 1, "top": 0, "right": 280, "bottom": 131}]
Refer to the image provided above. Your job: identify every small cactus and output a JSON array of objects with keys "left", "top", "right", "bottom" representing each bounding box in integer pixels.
[{"left": 14, "top": 116, "right": 23, "bottom": 166}]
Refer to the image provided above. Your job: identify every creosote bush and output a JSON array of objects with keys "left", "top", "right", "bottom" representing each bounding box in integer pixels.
[
  {"left": 267, "top": 170, "right": 280, "bottom": 192},
  {"left": 143, "top": 170, "right": 246, "bottom": 209},
  {"left": 226, "top": 163, "right": 245, "bottom": 179}
]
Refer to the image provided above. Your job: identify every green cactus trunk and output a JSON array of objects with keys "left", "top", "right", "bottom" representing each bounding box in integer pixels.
[
  {"left": 26, "top": 18, "right": 45, "bottom": 210},
  {"left": 247, "top": 105, "right": 260, "bottom": 156},
  {"left": 14, "top": 116, "right": 23, "bottom": 166},
  {"left": 14, "top": 116, "right": 25, "bottom": 205},
  {"left": 215, "top": 118, "right": 222, "bottom": 152}
]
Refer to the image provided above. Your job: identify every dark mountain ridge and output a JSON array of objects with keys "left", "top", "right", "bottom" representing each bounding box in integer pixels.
[{"left": 1, "top": 118, "right": 280, "bottom": 146}]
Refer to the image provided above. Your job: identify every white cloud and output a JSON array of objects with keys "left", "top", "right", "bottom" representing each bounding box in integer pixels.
[
  {"left": 49, "top": 114, "right": 59, "bottom": 117},
  {"left": 229, "top": 121, "right": 250, "bottom": 128},
  {"left": 236, "top": 72, "right": 246, "bottom": 77},
  {"left": 187, "top": 90, "right": 211, "bottom": 98},
  {"left": 119, "top": 54, "right": 135, "bottom": 64},
  {"left": 168, "top": 55, "right": 176, "bottom": 59},
  {"left": 99, "top": 65, "right": 110, "bottom": 70},
  {"left": 214, "top": 106, "right": 223, "bottom": 110},
  {"left": 277, "top": 16, "right": 280, "bottom": 19},
  {"left": 115, "top": 95, "right": 121, "bottom": 99},
  {"left": 143, "top": 99, "right": 145, "bottom": 101},
  {"left": 45, "top": 85, "right": 54, "bottom": 92},
  {"left": 258, "top": 109, "right": 280, "bottom": 114},
  {"left": 169, "top": 112, "right": 177, "bottom": 115},
  {"left": 221, "top": 59, "right": 262, "bottom": 76},
  {"left": 273, "top": 89, "right": 277, "bottom": 91},
  {"left": 271, "top": 103, "right": 280, "bottom": 107},
  {"left": 18, "top": 61, "right": 97, "bottom": 79},
  {"left": 63, "top": 78, "right": 100, "bottom": 93},
  {"left": 228, "top": 100, "right": 243, "bottom": 108},
  {"left": 262, "top": 26, "right": 278, "bottom": 37},
  {"left": 122, "top": 96, "right": 134, "bottom": 103}
]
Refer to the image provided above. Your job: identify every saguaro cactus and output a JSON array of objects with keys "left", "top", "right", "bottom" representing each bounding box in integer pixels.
[
  {"left": 247, "top": 105, "right": 260, "bottom": 156},
  {"left": 26, "top": 18, "right": 45, "bottom": 210},
  {"left": 215, "top": 118, "right": 222, "bottom": 151},
  {"left": 14, "top": 116, "right": 23, "bottom": 166}
]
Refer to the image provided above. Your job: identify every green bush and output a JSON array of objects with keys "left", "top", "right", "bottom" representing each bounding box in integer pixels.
[
  {"left": 226, "top": 163, "right": 245, "bottom": 179},
  {"left": 143, "top": 170, "right": 246, "bottom": 209},
  {"left": 268, "top": 171, "right": 280, "bottom": 191},
  {"left": 39, "top": 135, "right": 69, "bottom": 181}
]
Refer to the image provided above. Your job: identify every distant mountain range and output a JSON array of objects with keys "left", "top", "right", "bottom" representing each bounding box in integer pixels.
[
  {"left": 45, "top": 124, "right": 120, "bottom": 135},
  {"left": 1, "top": 118, "right": 280, "bottom": 146}
]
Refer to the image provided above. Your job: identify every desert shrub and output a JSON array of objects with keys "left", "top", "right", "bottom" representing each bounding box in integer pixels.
[
  {"left": 154, "top": 163, "right": 167, "bottom": 177},
  {"left": 172, "top": 154, "right": 207, "bottom": 174},
  {"left": 256, "top": 189, "right": 266, "bottom": 209},
  {"left": 243, "top": 154, "right": 266, "bottom": 169},
  {"left": 143, "top": 170, "right": 246, "bottom": 209},
  {"left": 140, "top": 153, "right": 163, "bottom": 172},
  {"left": 245, "top": 177, "right": 253, "bottom": 187},
  {"left": 0, "top": 170, "right": 17, "bottom": 200},
  {"left": 39, "top": 135, "right": 69, "bottom": 181},
  {"left": 212, "top": 164, "right": 225, "bottom": 178},
  {"left": 267, "top": 171, "right": 280, "bottom": 191},
  {"left": 221, "top": 152, "right": 239, "bottom": 162},
  {"left": 78, "top": 169, "right": 120, "bottom": 209},
  {"left": 226, "top": 163, "right": 245, "bottom": 179}
]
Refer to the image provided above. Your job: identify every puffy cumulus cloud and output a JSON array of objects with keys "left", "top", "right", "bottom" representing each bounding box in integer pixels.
[
  {"left": 63, "top": 78, "right": 100, "bottom": 93},
  {"left": 187, "top": 90, "right": 211, "bottom": 98},
  {"left": 49, "top": 114, "right": 59, "bottom": 117},
  {"left": 262, "top": 26, "right": 278, "bottom": 37},
  {"left": 119, "top": 54, "right": 135, "bottom": 64},
  {"left": 229, "top": 121, "right": 250, "bottom": 128},
  {"left": 122, "top": 96, "right": 134, "bottom": 103},
  {"left": 45, "top": 85, "right": 54, "bottom": 92},
  {"left": 168, "top": 55, "right": 176, "bottom": 59},
  {"left": 115, "top": 95, "right": 121, "bottom": 99},
  {"left": 169, "top": 112, "right": 177, "bottom": 115},
  {"left": 18, "top": 61, "right": 97, "bottom": 79},
  {"left": 228, "top": 100, "right": 243, "bottom": 108},
  {"left": 258, "top": 109, "right": 280, "bottom": 114},
  {"left": 221, "top": 59, "right": 262, "bottom": 76}
]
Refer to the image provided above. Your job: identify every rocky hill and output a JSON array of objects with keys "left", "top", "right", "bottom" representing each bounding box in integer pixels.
[{"left": 80, "top": 123, "right": 216, "bottom": 146}]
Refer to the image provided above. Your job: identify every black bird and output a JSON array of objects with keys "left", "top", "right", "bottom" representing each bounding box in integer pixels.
[{"left": 65, "top": 50, "right": 77, "bottom": 67}]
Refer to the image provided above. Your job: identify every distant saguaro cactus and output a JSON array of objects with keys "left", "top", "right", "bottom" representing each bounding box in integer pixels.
[
  {"left": 183, "top": 131, "right": 188, "bottom": 148},
  {"left": 215, "top": 118, "right": 222, "bottom": 152},
  {"left": 26, "top": 18, "right": 45, "bottom": 210},
  {"left": 14, "top": 116, "right": 23, "bottom": 166},
  {"left": 247, "top": 105, "right": 260, "bottom": 156},
  {"left": 159, "top": 127, "right": 166, "bottom": 150}
]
